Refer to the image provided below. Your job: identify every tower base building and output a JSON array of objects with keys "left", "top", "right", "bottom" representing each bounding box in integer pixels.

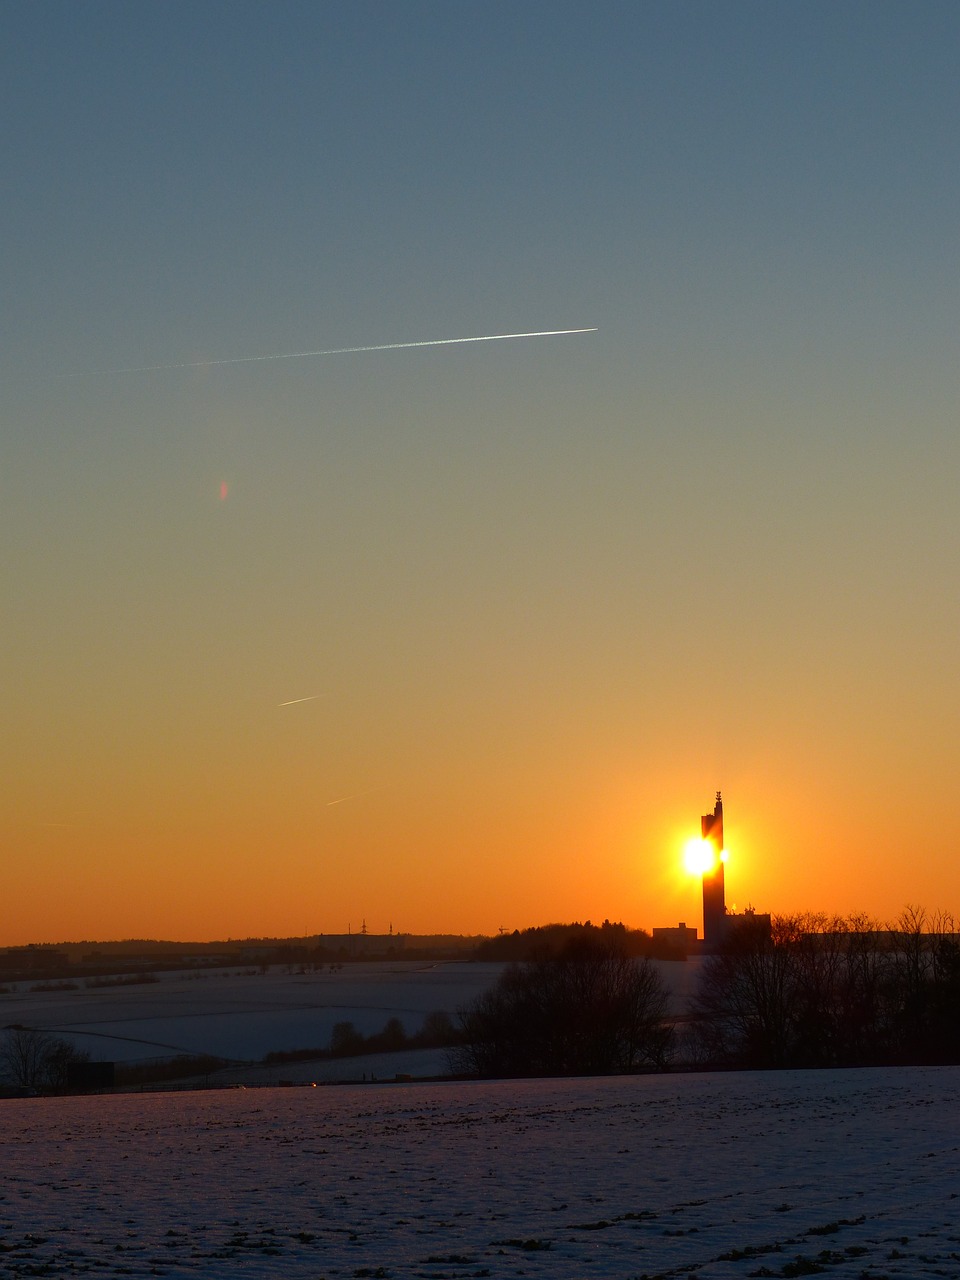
[
  {"left": 701, "top": 791, "right": 726, "bottom": 947},
  {"left": 700, "top": 792, "right": 771, "bottom": 950}
]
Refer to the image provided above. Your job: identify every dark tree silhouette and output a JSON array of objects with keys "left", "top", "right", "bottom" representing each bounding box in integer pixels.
[
  {"left": 455, "top": 935, "right": 673, "bottom": 1077},
  {"left": 329, "top": 1021, "right": 365, "bottom": 1057},
  {"left": 691, "top": 909, "right": 960, "bottom": 1069},
  {"left": 475, "top": 920, "right": 651, "bottom": 962},
  {"left": 0, "top": 1026, "right": 89, "bottom": 1091},
  {"left": 690, "top": 916, "right": 794, "bottom": 1068}
]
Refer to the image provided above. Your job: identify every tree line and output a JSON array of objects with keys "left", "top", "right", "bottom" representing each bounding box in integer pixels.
[
  {"left": 266, "top": 1010, "right": 460, "bottom": 1064},
  {"left": 454, "top": 907, "right": 960, "bottom": 1077},
  {"left": 690, "top": 907, "right": 960, "bottom": 1069},
  {"left": 475, "top": 920, "right": 653, "bottom": 962}
]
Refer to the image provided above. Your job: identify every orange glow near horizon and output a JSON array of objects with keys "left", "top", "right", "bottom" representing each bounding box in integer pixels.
[{"left": 4, "top": 779, "right": 960, "bottom": 946}]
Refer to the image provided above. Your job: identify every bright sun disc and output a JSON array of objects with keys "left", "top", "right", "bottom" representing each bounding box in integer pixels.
[{"left": 683, "top": 837, "right": 717, "bottom": 876}]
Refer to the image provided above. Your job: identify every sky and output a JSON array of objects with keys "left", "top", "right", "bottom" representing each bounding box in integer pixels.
[{"left": 3, "top": 1, "right": 960, "bottom": 945}]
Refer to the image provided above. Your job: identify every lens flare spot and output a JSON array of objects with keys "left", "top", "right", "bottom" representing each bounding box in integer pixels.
[{"left": 219, "top": 481, "right": 229, "bottom": 501}]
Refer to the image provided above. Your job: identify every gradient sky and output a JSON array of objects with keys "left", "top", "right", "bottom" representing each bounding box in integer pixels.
[{"left": 4, "top": 1, "right": 960, "bottom": 944}]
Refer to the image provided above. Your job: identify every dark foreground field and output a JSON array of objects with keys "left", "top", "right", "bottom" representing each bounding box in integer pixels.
[{"left": 1, "top": 1065, "right": 958, "bottom": 1278}]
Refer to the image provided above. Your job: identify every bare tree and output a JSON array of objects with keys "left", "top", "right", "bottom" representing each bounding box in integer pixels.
[
  {"left": 692, "top": 908, "right": 960, "bottom": 1069},
  {"left": 834, "top": 913, "right": 889, "bottom": 1063},
  {"left": 0, "top": 1026, "right": 90, "bottom": 1091},
  {"left": 44, "top": 1038, "right": 91, "bottom": 1091},
  {"left": 455, "top": 935, "right": 673, "bottom": 1078},
  {"left": 1, "top": 1027, "right": 54, "bottom": 1089},
  {"left": 691, "top": 916, "right": 795, "bottom": 1068}
]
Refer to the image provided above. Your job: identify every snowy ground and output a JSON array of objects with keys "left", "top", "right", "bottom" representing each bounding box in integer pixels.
[
  {"left": 1, "top": 1066, "right": 958, "bottom": 1279},
  {"left": 0, "top": 959, "right": 704, "bottom": 1071},
  {"left": 0, "top": 962, "right": 509, "bottom": 1065}
]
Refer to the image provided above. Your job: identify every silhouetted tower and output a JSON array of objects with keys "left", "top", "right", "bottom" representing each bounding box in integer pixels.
[{"left": 701, "top": 791, "right": 726, "bottom": 946}]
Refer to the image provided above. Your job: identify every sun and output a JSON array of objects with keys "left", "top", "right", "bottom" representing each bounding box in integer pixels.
[{"left": 683, "top": 837, "right": 719, "bottom": 876}]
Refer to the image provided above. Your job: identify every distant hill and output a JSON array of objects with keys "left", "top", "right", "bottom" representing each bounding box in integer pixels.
[{"left": 0, "top": 933, "right": 490, "bottom": 979}]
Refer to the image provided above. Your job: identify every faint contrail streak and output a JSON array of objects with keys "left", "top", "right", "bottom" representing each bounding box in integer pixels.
[
  {"left": 98, "top": 328, "right": 598, "bottom": 374},
  {"left": 326, "top": 787, "right": 379, "bottom": 807},
  {"left": 278, "top": 694, "right": 323, "bottom": 707}
]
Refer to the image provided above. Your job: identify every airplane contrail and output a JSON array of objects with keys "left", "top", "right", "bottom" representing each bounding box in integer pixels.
[
  {"left": 97, "top": 328, "right": 598, "bottom": 375},
  {"left": 278, "top": 694, "right": 323, "bottom": 707},
  {"left": 326, "top": 787, "right": 380, "bottom": 807}
]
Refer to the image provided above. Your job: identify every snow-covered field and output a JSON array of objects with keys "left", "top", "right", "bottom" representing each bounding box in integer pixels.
[
  {"left": 1, "top": 1066, "right": 957, "bottom": 1278},
  {"left": 0, "top": 959, "right": 704, "bottom": 1072},
  {"left": 0, "top": 962, "right": 510, "bottom": 1065}
]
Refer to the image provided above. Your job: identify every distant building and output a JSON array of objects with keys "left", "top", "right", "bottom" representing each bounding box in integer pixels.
[
  {"left": 650, "top": 792, "right": 770, "bottom": 949},
  {"left": 701, "top": 791, "right": 726, "bottom": 947},
  {"left": 651, "top": 922, "right": 698, "bottom": 953},
  {"left": 700, "top": 792, "right": 772, "bottom": 949}
]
